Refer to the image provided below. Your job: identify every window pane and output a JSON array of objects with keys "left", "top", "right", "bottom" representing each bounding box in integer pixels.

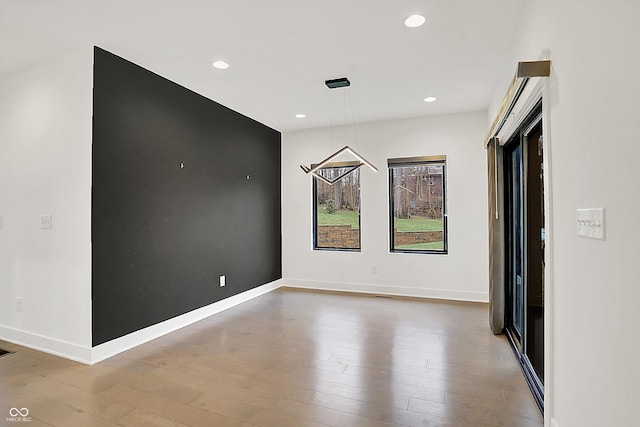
[
  {"left": 314, "top": 167, "right": 360, "bottom": 250},
  {"left": 390, "top": 162, "right": 446, "bottom": 253}
]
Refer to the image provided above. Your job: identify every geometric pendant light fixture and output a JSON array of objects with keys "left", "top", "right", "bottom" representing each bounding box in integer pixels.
[
  {"left": 300, "top": 145, "right": 378, "bottom": 185},
  {"left": 300, "top": 77, "right": 378, "bottom": 185}
]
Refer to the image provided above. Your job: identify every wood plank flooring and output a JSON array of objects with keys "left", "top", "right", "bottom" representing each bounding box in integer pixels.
[{"left": 0, "top": 287, "right": 543, "bottom": 426}]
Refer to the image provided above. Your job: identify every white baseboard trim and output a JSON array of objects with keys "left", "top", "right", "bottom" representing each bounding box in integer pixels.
[
  {"left": 283, "top": 278, "right": 488, "bottom": 302},
  {"left": 0, "top": 325, "right": 92, "bottom": 364},
  {"left": 90, "top": 278, "right": 283, "bottom": 364},
  {"left": 0, "top": 279, "right": 283, "bottom": 365},
  {"left": 1, "top": 278, "right": 483, "bottom": 364}
]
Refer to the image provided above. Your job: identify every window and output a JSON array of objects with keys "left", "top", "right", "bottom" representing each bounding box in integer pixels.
[
  {"left": 313, "top": 162, "right": 361, "bottom": 251},
  {"left": 389, "top": 156, "right": 447, "bottom": 253}
]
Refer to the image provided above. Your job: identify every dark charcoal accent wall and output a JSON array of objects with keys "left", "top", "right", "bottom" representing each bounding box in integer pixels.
[{"left": 92, "top": 47, "right": 281, "bottom": 346}]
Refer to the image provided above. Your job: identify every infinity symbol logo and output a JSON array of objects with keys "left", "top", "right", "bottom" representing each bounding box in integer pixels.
[{"left": 9, "top": 407, "right": 29, "bottom": 417}]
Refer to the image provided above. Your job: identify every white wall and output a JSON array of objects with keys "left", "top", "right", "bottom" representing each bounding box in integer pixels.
[
  {"left": 491, "top": 1, "right": 640, "bottom": 426},
  {"left": 282, "top": 112, "right": 489, "bottom": 302},
  {"left": 0, "top": 48, "right": 93, "bottom": 362}
]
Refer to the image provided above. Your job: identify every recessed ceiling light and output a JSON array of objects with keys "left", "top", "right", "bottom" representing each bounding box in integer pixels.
[
  {"left": 423, "top": 96, "right": 437, "bottom": 103},
  {"left": 295, "top": 113, "right": 307, "bottom": 119},
  {"left": 212, "top": 60, "right": 229, "bottom": 70},
  {"left": 405, "top": 14, "right": 426, "bottom": 28}
]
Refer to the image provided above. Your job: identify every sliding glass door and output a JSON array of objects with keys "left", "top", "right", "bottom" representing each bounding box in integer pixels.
[{"left": 504, "top": 102, "right": 545, "bottom": 411}]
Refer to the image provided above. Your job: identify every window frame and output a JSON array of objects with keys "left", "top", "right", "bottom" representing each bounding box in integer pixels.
[
  {"left": 388, "top": 155, "right": 448, "bottom": 255},
  {"left": 312, "top": 161, "right": 362, "bottom": 252}
]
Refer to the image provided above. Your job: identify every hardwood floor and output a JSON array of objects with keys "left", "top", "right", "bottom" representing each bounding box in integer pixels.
[{"left": 0, "top": 287, "right": 543, "bottom": 426}]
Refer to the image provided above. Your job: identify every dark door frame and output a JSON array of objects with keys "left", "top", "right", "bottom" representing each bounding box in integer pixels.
[{"left": 503, "top": 100, "right": 545, "bottom": 413}]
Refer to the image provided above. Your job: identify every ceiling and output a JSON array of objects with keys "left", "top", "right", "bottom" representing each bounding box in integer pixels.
[{"left": 0, "top": 0, "right": 526, "bottom": 132}]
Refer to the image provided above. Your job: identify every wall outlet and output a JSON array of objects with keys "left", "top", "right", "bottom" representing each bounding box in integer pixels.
[
  {"left": 371, "top": 265, "right": 378, "bottom": 274},
  {"left": 0, "top": 215, "right": 3, "bottom": 229},
  {"left": 15, "top": 297, "right": 22, "bottom": 312},
  {"left": 41, "top": 214, "right": 53, "bottom": 229},
  {"left": 219, "top": 275, "right": 226, "bottom": 287}
]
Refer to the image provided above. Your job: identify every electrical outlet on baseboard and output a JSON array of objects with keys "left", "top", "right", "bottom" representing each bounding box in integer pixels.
[
  {"left": 16, "top": 297, "right": 22, "bottom": 312},
  {"left": 219, "top": 275, "right": 226, "bottom": 287}
]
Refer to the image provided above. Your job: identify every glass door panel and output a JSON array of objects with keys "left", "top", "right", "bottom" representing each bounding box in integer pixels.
[
  {"left": 525, "top": 122, "right": 545, "bottom": 382},
  {"left": 511, "top": 146, "right": 523, "bottom": 340}
]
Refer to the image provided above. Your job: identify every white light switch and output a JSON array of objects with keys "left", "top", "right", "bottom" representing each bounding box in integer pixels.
[
  {"left": 576, "top": 208, "right": 605, "bottom": 240},
  {"left": 41, "top": 214, "right": 52, "bottom": 229}
]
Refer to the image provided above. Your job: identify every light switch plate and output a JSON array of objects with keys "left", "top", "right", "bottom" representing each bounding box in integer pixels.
[
  {"left": 41, "top": 214, "right": 52, "bottom": 229},
  {"left": 576, "top": 208, "right": 605, "bottom": 240}
]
